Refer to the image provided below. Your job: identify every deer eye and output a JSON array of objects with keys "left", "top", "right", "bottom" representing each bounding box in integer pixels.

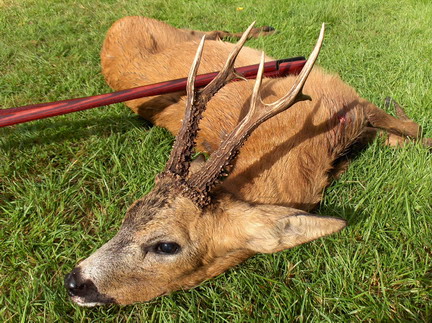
[{"left": 154, "top": 242, "right": 181, "bottom": 255}]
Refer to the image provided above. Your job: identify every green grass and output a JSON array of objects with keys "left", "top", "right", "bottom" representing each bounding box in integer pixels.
[{"left": 1, "top": 0, "right": 431, "bottom": 321}]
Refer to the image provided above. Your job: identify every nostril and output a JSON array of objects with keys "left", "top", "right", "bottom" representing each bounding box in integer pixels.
[
  {"left": 64, "top": 268, "right": 95, "bottom": 297},
  {"left": 65, "top": 273, "right": 76, "bottom": 292}
]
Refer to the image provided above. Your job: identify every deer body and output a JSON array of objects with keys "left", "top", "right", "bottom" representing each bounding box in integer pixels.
[
  {"left": 101, "top": 16, "right": 377, "bottom": 210},
  {"left": 64, "top": 17, "right": 427, "bottom": 306}
]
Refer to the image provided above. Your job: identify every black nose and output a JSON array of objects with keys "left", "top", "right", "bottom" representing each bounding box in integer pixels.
[
  {"left": 64, "top": 268, "right": 98, "bottom": 297},
  {"left": 262, "top": 26, "right": 276, "bottom": 32}
]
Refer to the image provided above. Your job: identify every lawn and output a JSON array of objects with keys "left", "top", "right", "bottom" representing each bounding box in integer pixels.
[{"left": 1, "top": 0, "right": 431, "bottom": 321}]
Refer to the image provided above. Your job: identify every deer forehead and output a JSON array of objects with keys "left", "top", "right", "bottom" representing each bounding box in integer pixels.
[{"left": 120, "top": 184, "right": 206, "bottom": 242}]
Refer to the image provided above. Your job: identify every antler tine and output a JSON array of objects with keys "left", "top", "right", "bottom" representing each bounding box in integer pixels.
[
  {"left": 260, "top": 23, "right": 325, "bottom": 119},
  {"left": 199, "top": 21, "right": 257, "bottom": 99},
  {"left": 164, "top": 23, "right": 257, "bottom": 179},
  {"left": 188, "top": 24, "right": 325, "bottom": 205},
  {"left": 164, "top": 36, "right": 206, "bottom": 177}
]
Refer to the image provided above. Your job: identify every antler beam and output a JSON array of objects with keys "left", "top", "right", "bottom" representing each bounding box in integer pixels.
[{"left": 163, "top": 22, "right": 258, "bottom": 179}]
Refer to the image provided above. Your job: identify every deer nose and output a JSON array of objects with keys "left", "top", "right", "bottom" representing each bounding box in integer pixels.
[
  {"left": 64, "top": 268, "right": 97, "bottom": 297},
  {"left": 262, "top": 26, "right": 276, "bottom": 32}
]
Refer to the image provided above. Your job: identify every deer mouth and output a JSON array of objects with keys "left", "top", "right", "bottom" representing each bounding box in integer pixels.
[
  {"left": 70, "top": 296, "right": 112, "bottom": 307},
  {"left": 68, "top": 289, "right": 117, "bottom": 307}
]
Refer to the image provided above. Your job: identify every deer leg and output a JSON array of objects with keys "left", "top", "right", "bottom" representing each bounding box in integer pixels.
[
  {"left": 364, "top": 99, "right": 431, "bottom": 147},
  {"left": 186, "top": 26, "right": 276, "bottom": 40}
]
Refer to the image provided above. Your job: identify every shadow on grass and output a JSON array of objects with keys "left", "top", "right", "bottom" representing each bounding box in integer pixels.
[
  {"left": 0, "top": 114, "right": 154, "bottom": 150},
  {"left": 316, "top": 203, "right": 366, "bottom": 226}
]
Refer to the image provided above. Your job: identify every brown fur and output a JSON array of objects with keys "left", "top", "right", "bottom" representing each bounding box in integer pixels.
[
  {"left": 101, "top": 16, "right": 425, "bottom": 210},
  {"left": 64, "top": 17, "right": 429, "bottom": 306}
]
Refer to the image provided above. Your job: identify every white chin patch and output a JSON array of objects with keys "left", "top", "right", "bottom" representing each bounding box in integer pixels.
[{"left": 71, "top": 296, "right": 104, "bottom": 307}]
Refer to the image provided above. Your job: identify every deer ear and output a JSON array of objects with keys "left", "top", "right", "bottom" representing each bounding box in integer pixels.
[{"left": 238, "top": 206, "right": 347, "bottom": 254}]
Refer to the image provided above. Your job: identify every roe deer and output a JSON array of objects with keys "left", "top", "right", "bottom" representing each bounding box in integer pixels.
[{"left": 64, "top": 16, "right": 430, "bottom": 306}]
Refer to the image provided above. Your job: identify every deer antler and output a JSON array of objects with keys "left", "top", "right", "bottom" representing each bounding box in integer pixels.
[
  {"left": 188, "top": 24, "right": 325, "bottom": 206},
  {"left": 162, "top": 22, "right": 258, "bottom": 180},
  {"left": 161, "top": 22, "right": 324, "bottom": 206}
]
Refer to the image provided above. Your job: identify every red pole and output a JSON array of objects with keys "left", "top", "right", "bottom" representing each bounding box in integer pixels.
[{"left": 0, "top": 57, "right": 305, "bottom": 128}]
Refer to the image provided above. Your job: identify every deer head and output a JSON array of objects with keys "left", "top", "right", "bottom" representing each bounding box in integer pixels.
[{"left": 64, "top": 23, "right": 346, "bottom": 306}]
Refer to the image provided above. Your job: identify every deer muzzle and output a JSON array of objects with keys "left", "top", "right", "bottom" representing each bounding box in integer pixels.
[{"left": 64, "top": 267, "right": 116, "bottom": 306}]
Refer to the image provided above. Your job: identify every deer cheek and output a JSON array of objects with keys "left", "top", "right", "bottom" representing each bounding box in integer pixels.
[{"left": 107, "top": 284, "right": 166, "bottom": 305}]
